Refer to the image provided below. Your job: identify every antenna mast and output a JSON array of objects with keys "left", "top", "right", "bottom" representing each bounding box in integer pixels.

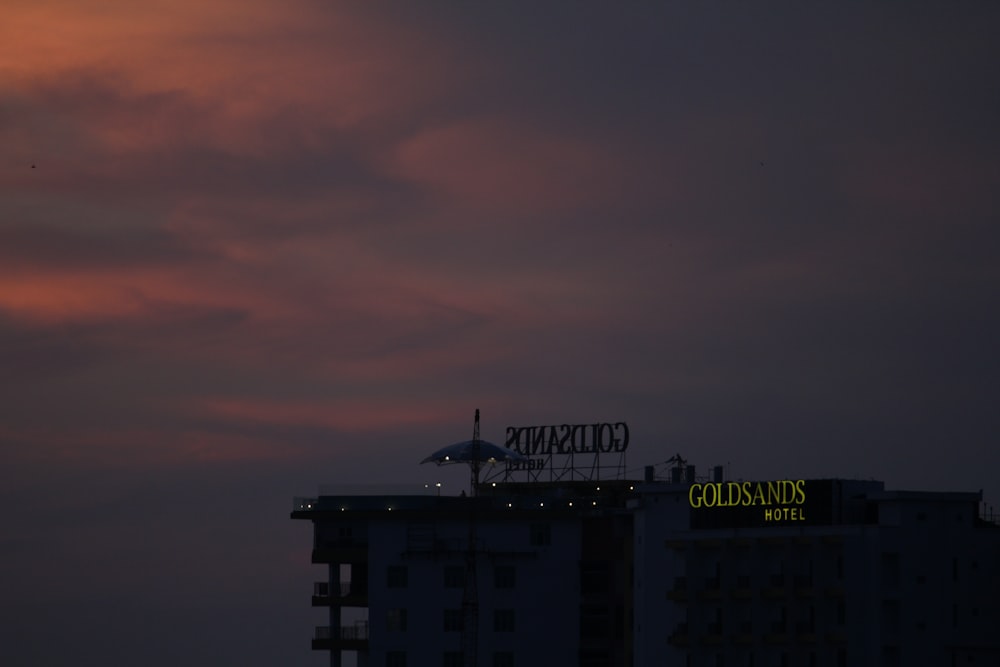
[
  {"left": 470, "top": 408, "right": 482, "bottom": 496},
  {"left": 462, "top": 409, "right": 480, "bottom": 667}
]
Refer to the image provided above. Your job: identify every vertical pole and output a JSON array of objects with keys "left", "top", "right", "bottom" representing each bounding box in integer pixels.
[
  {"left": 330, "top": 562, "right": 342, "bottom": 667},
  {"left": 462, "top": 409, "right": 480, "bottom": 666}
]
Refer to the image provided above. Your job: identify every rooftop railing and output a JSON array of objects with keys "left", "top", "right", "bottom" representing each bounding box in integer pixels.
[
  {"left": 319, "top": 483, "right": 440, "bottom": 496},
  {"left": 981, "top": 504, "right": 1000, "bottom": 526}
]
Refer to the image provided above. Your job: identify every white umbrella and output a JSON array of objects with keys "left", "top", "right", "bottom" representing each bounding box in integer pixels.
[
  {"left": 421, "top": 439, "right": 528, "bottom": 465},
  {"left": 420, "top": 410, "right": 528, "bottom": 494}
]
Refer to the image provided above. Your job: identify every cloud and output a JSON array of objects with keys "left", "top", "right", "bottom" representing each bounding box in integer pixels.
[{"left": 2, "top": 4, "right": 1000, "bottom": 664}]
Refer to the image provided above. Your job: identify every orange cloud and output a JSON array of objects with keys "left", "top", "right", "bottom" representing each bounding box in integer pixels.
[
  {"left": 1, "top": 0, "right": 460, "bottom": 160},
  {"left": 0, "top": 260, "right": 299, "bottom": 325}
]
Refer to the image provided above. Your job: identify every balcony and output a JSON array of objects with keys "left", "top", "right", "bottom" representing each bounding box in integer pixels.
[
  {"left": 312, "top": 581, "right": 368, "bottom": 606},
  {"left": 794, "top": 574, "right": 815, "bottom": 597},
  {"left": 668, "top": 623, "right": 689, "bottom": 647},
  {"left": 825, "top": 630, "right": 847, "bottom": 645},
  {"left": 667, "top": 577, "right": 687, "bottom": 602},
  {"left": 796, "top": 621, "right": 817, "bottom": 643},
  {"left": 762, "top": 573, "right": 787, "bottom": 598},
  {"left": 312, "top": 540, "right": 368, "bottom": 564},
  {"left": 731, "top": 575, "right": 752, "bottom": 600},
  {"left": 701, "top": 622, "right": 724, "bottom": 646},
  {"left": 312, "top": 621, "right": 369, "bottom": 651},
  {"left": 698, "top": 578, "right": 722, "bottom": 601}
]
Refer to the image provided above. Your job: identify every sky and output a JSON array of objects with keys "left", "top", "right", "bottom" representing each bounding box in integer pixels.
[{"left": 1, "top": 2, "right": 998, "bottom": 664}]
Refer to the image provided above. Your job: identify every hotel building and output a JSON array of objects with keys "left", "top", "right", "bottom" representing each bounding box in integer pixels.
[{"left": 291, "top": 422, "right": 1000, "bottom": 667}]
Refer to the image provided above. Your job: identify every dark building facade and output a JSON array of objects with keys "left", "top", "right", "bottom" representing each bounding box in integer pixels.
[{"left": 292, "top": 475, "right": 1000, "bottom": 667}]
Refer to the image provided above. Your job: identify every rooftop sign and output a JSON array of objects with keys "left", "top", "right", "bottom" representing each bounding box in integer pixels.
[
  {"left": 505, "top": 422, "right": 629, "bottom": 456},
  {"left": 494, "top": 421, "right": 629, "bottom": 482}
]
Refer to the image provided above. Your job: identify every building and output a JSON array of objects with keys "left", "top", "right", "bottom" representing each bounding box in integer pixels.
[
  {"left": 293, "top": 480, "right": 634, "bottom": 667},
  {"left": 633, "top": 478, "right": 1000, "bottom": 667},
  {"left": 291, "top": 423, "right": 1000, "bottom": 667}
]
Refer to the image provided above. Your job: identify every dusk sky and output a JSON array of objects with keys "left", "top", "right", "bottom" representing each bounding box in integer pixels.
[{"left": 2, "top": 2, "right": 999, "bottom": 664}]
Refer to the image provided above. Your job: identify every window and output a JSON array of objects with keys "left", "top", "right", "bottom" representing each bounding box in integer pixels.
[
  {"left": 387, "top": 608, "right": 407, "bottom": 632},
  {"left": 386, "top": 651, "right": 407, "bottom": 667},
  {"left": 529, "top": 523, "right": 551, "bottom": 546},
  {"left": 443, "top": 652, "right": 463, "bottom": 667},
  {"left": 494, "top": 565, "right": 516, "bottom": 589},
  {"left": 493, "top": 652, "right": 514, "bottom": 667},
  {"left": 444, "top": 565, "right": 465, "bottom": 588},
  {"left": 494, "top": 608, "right": 515, "bottom": 633},
  {"left": 444, "top": 609, "right": 463, "bottom": 632},
  {"left": 387, "top": 565, "right": 408, "bottom": 588}
]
